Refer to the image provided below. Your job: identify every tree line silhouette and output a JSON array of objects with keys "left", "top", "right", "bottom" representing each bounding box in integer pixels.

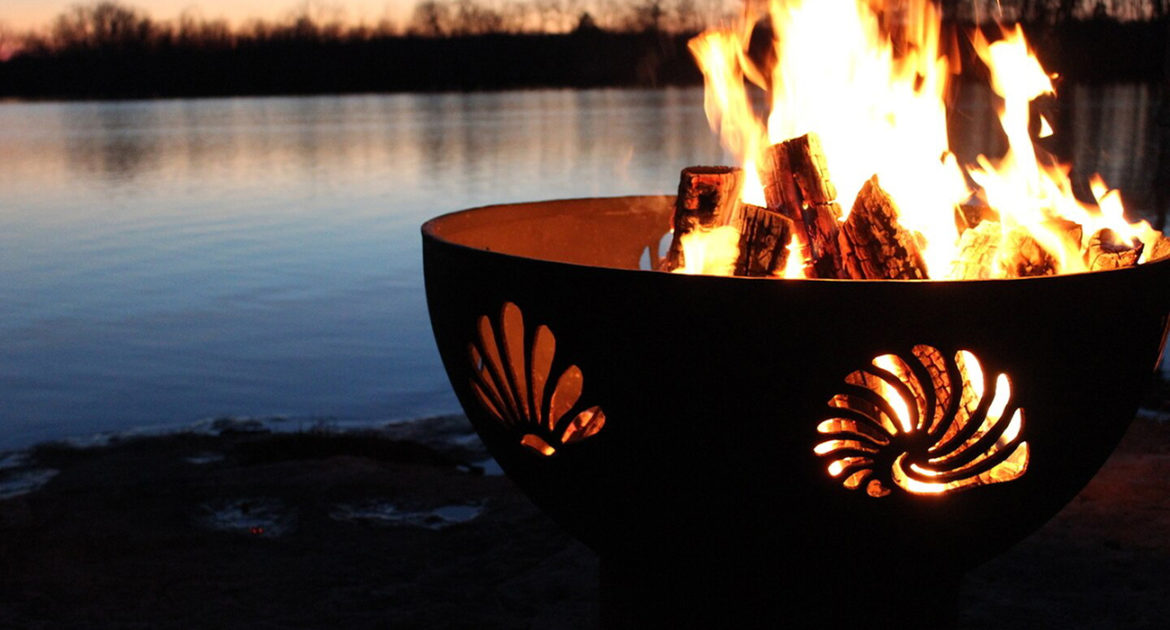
[{"left": 0, "top": 1, "right": 1165, "bottom": 98}]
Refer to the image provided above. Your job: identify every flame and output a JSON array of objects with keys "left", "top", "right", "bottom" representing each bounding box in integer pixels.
[
  {"left": 780, "top": 233, "right": 806, "bottom": 278},
  {"left": 673, "top": 226, "right": 741, "bottom": 275},
  {"left": 686, "top": 0, "right": 1160, "bottom": 280},
  {"left": 873, "top": 354, "right": 914, "bottom": 433}
]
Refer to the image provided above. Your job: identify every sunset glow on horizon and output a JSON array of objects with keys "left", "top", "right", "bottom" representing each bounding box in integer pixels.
[{"left": 2, "top": 0, "right": 415, "bottom": 31}]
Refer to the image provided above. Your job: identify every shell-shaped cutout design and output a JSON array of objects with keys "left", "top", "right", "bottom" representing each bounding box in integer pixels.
[
  {"left": 815, "top": 345, "right": 1029, "bottom": 498},
  {"left": 469, "top": 302, "right": 606, "bottom": 456}
]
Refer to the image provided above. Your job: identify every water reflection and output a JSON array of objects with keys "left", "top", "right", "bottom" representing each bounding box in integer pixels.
[
  {"left": 948, "top": 81, "right": 1166, "bottom": 221},
  {"left": 0, "top": 89, "right": 727, "bottom": 449},
  {"left": 60, "top": 101, "right": 162, "bottom": 183},
  {"left": 1063, "top": 83, "right": 1161, "bottom": 213},
  {"left": 0, "top": 85, "right": 1164, "bottom": 449}
]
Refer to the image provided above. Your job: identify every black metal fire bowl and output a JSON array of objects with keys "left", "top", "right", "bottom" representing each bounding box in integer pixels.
[{"left": 423, "top": 196, "right": 1170, "bottom": 627}]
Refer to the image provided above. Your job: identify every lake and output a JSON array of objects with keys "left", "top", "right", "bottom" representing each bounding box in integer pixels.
[{"left": 0, "top": 85, "right": 1165, "bottom": 450}]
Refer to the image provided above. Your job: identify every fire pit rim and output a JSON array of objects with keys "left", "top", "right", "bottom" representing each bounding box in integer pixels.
[{"left": 421, "top": 194, "right": 1170, "bottom": 283}]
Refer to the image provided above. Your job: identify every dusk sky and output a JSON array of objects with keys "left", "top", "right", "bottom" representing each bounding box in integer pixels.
[{"left": 2, "top": 1, "right": 414, "bottom": 30}]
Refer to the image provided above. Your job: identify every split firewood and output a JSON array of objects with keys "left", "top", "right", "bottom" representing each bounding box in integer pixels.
[
  {"left": 733, "top": 204, "right": 794, "bottom": 277},
  {"left": 757, "top": 132, "right": 845, "bottom": 278},
  {"left": 1149, "top": 235, "right": 1170, "bottom": 262},
  {"left": 662, "top": 166, "right": 745, "bottom": 272},
  {"left": 949, "top": 221, "right": 1001, "bottom": 280},
  {"left": 802, "top": 203, "right": 846, "bottom": 279},
  {"left": 1002, "top": 228, "right": 1058, "bottom": 278},
  {"left": 1084, "top": 228, "right": 1144, "bottom": 271},
  {"left": 785, "top": 134, "right": 837, "bottom": 205},
  {"left": 838, "top": 176, "right": 929, "bottom": 280},
  {"left": 951, "top": 219, "right": 1084, "bottom": 279},
  {"left": 758, "top": 142, "right": 802, "bottom": 215}
]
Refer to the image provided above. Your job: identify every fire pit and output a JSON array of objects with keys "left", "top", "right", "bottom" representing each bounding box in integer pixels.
[{"left": 423, "top": 195, "right": 1170, "bottom": 626}]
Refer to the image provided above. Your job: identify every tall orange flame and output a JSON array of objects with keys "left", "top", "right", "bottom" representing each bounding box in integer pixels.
[{"left": 688, "top": 0, "right": 1160, "bottom": 279}]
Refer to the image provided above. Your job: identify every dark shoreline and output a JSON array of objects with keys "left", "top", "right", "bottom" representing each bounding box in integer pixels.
[
  {"left": 0, "top": 17, "right": 1165, "bottom": 101},
  {"left": 1, "top": 413, "right": 1168, "bottom": 627}
]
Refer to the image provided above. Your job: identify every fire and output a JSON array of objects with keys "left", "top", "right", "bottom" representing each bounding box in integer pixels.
[
  {"left": 676, "top": 225, "right": 741, "bottom": 275},
  {"left": 682, "top": 0, "right": 1162, "bottom": 280}
]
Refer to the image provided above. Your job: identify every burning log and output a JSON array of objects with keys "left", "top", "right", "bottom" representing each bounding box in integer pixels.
[
  {"left": 662, "top": 166, "right": 793, "bottom": 277},
  {"left": 1150, "top": 235, "right": 1170, "bottom": 262},
  {"left": 1002, "top": 228, "right": 1059, "bottom": 278},
  {"left": 1084, "top": 229, "right": 1144, "bottom": 271},
  {"left": 758, "top": 142, "right": 802, "bottom": 214},
  {"left": 1047, "top": 218, "right": 1084, "bottom": 252},
  {"left": 838, "top": 176, "right": 929, "bottom": 280},
  {"left": 733, "top": 204, "right": 794, "bottom": 277},
  {"left": 784, "top": 134, "right": 838, "bottom": 206},
  {"left": 1006, "top": 218, "right": 1084, "bottom": 278},
  {"left": 801, "top": 203, "right": 847, "bottom": 279},
  {"left": 949, "top": 221, "right": 1001, "bottom": 280},
  {"left": 951, "top": 219, "right": 1086, "bottom": 280},
  {"left": 758, "top": 133, "right": 845, "bottom": 278},
  {"left": 662, "top": 166, "right": 745, "bottom": 272}
]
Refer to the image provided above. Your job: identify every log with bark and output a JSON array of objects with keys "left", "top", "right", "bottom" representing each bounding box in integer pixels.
[{"left": 838, "top": 176, "right": 930, "bottom": 280}]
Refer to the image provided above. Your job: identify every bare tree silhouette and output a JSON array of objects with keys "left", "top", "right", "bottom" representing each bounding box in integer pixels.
[{"left": 0, "top": 0, "right": 1167, "bottom": 97}]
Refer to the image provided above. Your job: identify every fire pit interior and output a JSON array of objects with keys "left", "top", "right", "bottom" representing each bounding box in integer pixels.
[{"left": 423, "top": 196, "right": 1170, "bottom": 625}]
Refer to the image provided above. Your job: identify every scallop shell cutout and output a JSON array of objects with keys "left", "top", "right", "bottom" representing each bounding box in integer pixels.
[
  {"left": 815, "top": 345, "right": 1029, "bottom": 498},
  {"left": 468, "top": 302, "right": 606, "bottom": 456}
]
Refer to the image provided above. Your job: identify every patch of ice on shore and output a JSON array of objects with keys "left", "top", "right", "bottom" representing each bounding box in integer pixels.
[
  {"left": 1137, "top": 408, "right": 1170, "bottom": 423},
  {"left": 184, "top": 452, "right": 225, "bottom": 465},
  {"left": 198, "top": 498, "right": 294, "bottom": 537},
  {"left": 0, "top": 468, "right": 59, "bottom": 500},
  {"left": 473, "top": 457, "right": 504, "bottom": 477},
  {"left": 330, "top": 500, "right": 483, "bottom": 530},
  {"left": 0, "top": 452, "right": 29, "bottom": 471}
]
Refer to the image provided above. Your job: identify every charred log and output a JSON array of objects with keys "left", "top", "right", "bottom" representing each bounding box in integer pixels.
[
  {"left": 785, "top": 134, "right": 837, "bottom": 206},
  {"left": 758, "top": 133, "right": 844, "bottom": 278},
  {"left": 758, "top": 142, "right": 802, "bottom": 217},
  {"left": 663, "top": 166, "right": 744, "bottom": 272},
  {"left": 733, "top": 204, "right": 794, "bottom": 277},
  {"left": 839, "top": 176, "right": 929, "bottom": 280},
  {"left": 1085, "top": 228, "right": 1144, "bottom": 271},
  {"left": 803, "top": 202, "right": 846, "bottom": 278}
]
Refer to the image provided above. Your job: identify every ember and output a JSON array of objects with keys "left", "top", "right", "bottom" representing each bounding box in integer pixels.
[{"left": 670, "top": 0, "right": 1168, "bottom": 281}]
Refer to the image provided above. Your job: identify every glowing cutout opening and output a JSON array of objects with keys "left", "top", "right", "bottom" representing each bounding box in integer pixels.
[
  {"left": 468, "top": 302, "right": 606, "bottom": 456},
  {"left": 815, "top": 345, "right": 1029, "bottom": 497}
]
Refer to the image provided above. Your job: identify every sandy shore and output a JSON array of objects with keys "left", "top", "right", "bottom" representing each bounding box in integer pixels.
[{"left": 1, "top": 414, "right": 1168, "bottom": 628}]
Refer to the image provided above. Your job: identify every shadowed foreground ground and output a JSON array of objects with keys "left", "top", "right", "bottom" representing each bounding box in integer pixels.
[{"left": 0, "top": 414, "right": 1167, "bottom": 628}]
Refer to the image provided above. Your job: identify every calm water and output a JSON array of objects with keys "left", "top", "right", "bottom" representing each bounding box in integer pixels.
[
  {"left": 0, "top": 89, "right": 724, "bottom": 449},
  {"left": 0, "top": 85, "right": 1164, "bottom": 450}
]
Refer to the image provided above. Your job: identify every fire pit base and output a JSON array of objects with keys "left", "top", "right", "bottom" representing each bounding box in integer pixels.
[{"left": 599, "top": 555, "right": 960, "bottom": 629}]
